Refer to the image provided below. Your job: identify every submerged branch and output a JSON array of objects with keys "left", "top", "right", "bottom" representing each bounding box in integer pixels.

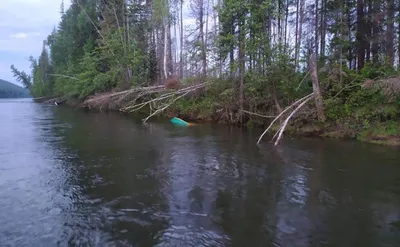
[
  {"left": 273, "top": 95, "right": 314, "bottom": 146},
  {"left": 257, "top": 93, "right": 314, "bottom": 144}
]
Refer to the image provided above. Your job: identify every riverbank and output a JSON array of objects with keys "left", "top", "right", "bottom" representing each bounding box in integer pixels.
[
  {"left": 56, "top": 84, "right": 400, "bottom": 146},
  {"left": 168, "top": 101, "right": 400, "bottom": 146}
]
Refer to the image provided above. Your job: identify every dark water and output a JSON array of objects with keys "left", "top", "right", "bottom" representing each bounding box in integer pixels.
[{"left": 1, "top": 98, "right": 400, "bottom": 247}]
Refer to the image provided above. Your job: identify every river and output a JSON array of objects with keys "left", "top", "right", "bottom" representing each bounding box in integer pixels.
[{"left": 1, "top": 98, "right": 400, "bottom": 246}]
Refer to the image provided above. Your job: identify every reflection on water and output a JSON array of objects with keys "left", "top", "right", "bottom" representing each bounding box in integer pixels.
[{"left": 1, "top": 98, "right": 400, "bottom": 246}]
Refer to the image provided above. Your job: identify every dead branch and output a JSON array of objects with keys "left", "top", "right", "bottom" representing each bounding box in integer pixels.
[
  {"left": 273, "top": 95, "right": 314, "bottom": 146},
  {"left": 142, "top": 90, "right": 191, "bottom": 123},
  {"left": 49, "top": 74, "right": 79, "bottom": 80},
  {"left": 83, "top": 82, "right": 211, "bottom": 122},
  {"left": 296, "top": 70, "right": 310, "bottom": 91},
  {"left": 241, "top": 110, "right": 276, "bottom": 118},
  {"left": 257, "top": 93, "right": 314, "bottom": 144}
]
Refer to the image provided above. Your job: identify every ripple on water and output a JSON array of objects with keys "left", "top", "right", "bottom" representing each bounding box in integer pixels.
[{"left": 1, "top": 101, "right": 400, "bottom": 246}]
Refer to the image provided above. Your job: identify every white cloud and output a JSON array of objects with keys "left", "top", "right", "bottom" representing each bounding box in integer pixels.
[
  {"left": 10, "top": 32, "right": 41, "bottom": 39},
  {"left": 11, "top": 33, "right": 28, "bottom": 39},
  {"left": 0, "top": 0, "right": 71, "bottom": 84}
]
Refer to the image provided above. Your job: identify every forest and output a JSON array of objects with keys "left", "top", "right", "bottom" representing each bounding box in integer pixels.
[
  {"left": 11, "top": 0, "right": 400, "bottom": 144},
  {"left": 0, "top": 79, "right": 30, "bottom": 98}
]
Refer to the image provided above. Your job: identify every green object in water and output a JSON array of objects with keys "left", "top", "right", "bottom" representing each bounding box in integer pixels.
[{"left": 170, "top": 117, "right": 189, "bottom": 126}]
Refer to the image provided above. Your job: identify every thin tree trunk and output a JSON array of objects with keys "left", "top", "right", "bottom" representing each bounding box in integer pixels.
[
  {"left": 156, "top": 29, "right": 162, "bottom": 83},
  {"left": 199, "top": 0, "right": 207, "bottom": 78},
  {"left": 167, "top": 21, "right": 173, "bottom": 76},
  {"left": 238, "top": 19, "right": 245, "bottom": 124},
  {"left": 163, "top": 21, "right": 168, "bottom": 80},
  {"left": 371, "top": 0, "right": 379, "bottom": 65},
  {"left": 366, "top": 0, "right": 371, "bottom": 62},
  {"left": 295, "top": 0, "right": 300, "bottom": 70},
  {"left": 174, "top": 17, "right": 178, "bottom": 73},
  {"left": 272, "top": 84, "right": 283, "bottom": 113},
  {"left": 180, "top": 0, "right": 184, "bottom": 79},
  {"left": 309, "top": 53, "right": 326, "bottom": 122},
  {"left": 398, "top": 0, "right": 400, "bottom": 67},
  {"left": 320, "top": 0, "right": 326, "bottom": 59},
  {"left": 284, "top": 0, "right": 289, "bottom": 53},
  {"left": 386, "top": 0, "right": 394, "bottom": 66},
  {"left": 278, "top": 0, "right": 283, "bottom": 48},
  {"left": 205, "top": 0, "right": 209, "bottom": 75},
  {"left": 299, "top": 0, "right": 305, "bottom": 64},
  {"left": 315, "top": 0, "right": 319, "bottom": 56},
  {"left": 356, "top": 0, "right": 365, "bottom": 71}
]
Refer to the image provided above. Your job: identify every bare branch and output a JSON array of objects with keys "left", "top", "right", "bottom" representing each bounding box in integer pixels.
[
  {"left": 241, "top": 110, "right": 276, "bottom": 118},
  {"left": 273, "top": 95, "right": 314, "bottom": 146},
  {"left": 257, "top": 93, "right": 314, "bottom": 144}
]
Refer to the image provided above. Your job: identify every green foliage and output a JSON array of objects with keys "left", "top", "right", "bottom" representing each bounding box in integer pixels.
[
  {"left": 359, "top": 120, "right": 400, "bottom": 142},
  {"left": 360, "top": 62, "right": 399, "bottom": 79},
  {"left": 10, "top": 65, "right": 32, "bottom": 90},
  {"left": 10, "top": 0, "right": 400, "bottom": 145}
]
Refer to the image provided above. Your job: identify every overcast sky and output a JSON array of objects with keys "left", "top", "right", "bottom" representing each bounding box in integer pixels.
[
  {"left": 0, "top": 0, "right": 71, "bottom": 86},
  {"left": 0, "top": 0, "right": 199, "bottom": 86}
]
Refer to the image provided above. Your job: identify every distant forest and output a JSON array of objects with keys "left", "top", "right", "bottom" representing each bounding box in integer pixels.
[{"left": 0, "top": 79, "right": 31, "bottom": 98}]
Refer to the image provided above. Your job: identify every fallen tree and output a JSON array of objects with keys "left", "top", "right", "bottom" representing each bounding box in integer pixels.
[
  {"left": 257, "top": 93, "right": 315, "bottom": 145},
  {"left": 82, "top": 82, "right": 211, "bottom": 122},
  {"left": 257, "top": 53, "right": 325, "bottom": 146}
]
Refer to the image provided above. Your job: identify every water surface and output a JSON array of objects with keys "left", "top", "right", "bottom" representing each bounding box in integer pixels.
[{"left": 1, "top": 98, "right": 399, "bottom": 246}]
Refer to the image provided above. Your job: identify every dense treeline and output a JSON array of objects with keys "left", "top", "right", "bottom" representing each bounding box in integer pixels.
[
  {"left": 11, "top": 0, "right": 399, "bottom": 142},
  {"left": 0, "top": 79, "right": 30, "bottom": 98}
]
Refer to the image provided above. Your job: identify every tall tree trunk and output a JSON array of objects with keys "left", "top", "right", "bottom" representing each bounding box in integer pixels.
[
  {"left": 365, "top": 0, "right": 371, "bottom": 62},
  {"left": 238, "top": 19, "right": 245, "bottom": 124},
  {"left": 278, "top": 0, "right": 282, "bottom": 48},
  {"left": 347, "top": 0, "right": 353, "bottom": 69},
  {"left": 199, "top": 0, "right": 207, "bottom": 78},
  {"left": 315, "top": 0, "right": 319, "bottom": 56},
  {"left": 174, "top": 18, "right": 178, "bottom": 73},
  {"left": 386, "top": 0, "right": 394, "bottom": 66},
  {"left": 163, "top": 22, "right": 168, "bottom": 80},
  {"left": 356, "top": 0, "right": 366, "bottom": 71},
  {"left": 167, "top": 22, "right": 173, "bottom": 76},
  {"left": 180, "top": 0, "right": 184, "bottom": 79},
  {"left": 398, "top": 0, "right": 400, "bottom": 67},
  {"left": 309, "top": 53, "right": 326, "bottom": 122},
  {"left": 299, "top": 0, "right": 305, "bottom": 64},
  {"left": 156, "top": 29, "right": 162, "bottom": 83},
  {"left": 371, "top": 0, "right": 380, "bottom": 65},
  {"left": 205, "top": 0, "right": 209, "bottom": 75},
  {"left": 230, "top": 23, "right": 235, "bottom": 78},
  {"left": 284, "top": 0, "right": 289, "bottom": 53},
  {"left": 320, "top": 0, "right": 326, "bottom": 59},
  {"left": 295, "top": 0, "right": 300, "bottom": 69}
]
